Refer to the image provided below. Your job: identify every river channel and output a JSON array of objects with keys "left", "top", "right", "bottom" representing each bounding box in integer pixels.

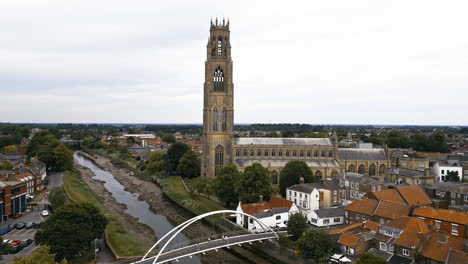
[{"left": 73, "top": 153, "right": 201, "bottom": 264}]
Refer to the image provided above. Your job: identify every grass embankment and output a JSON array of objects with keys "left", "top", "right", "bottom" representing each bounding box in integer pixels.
[
  {"left": 63, "top": 169, "right": 146, "bottom": 257},
  {"left": 156, "top": 176, "right": 222, "bottom": 222}
]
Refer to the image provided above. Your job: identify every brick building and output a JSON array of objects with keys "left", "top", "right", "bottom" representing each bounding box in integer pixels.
[{"left": 413, "top": 206, "right": 468, "bottom": 238}]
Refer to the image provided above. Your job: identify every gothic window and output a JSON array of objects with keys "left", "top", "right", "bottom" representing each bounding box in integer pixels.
[
  {"left": 300, "top": 151, "right": 304, "bottom": 157},
  {"left": 286, "top": 151, "right": 290, "bottom": 157},
  {"left": 215, "top": 145, "right": 224, "bottom": 176},
  {"left": 292, "top": 151, "right": 297, "bottom": 157},
  {"left": 250, "top": 151, "right": 254, "bottom": 157},
  {"left": 243, "top": 150, "right": 247, "bottom": 156},
  {"left": 217, "top": 39, "right": 222, "bottom": 55},
  {"left": 222, "top": 108, "right": 227, "bottom": 131},
  {"left": 235, "top": 150, "right": 240, "bottom": 157},
  {"left": 358, "top": 164, "right": 365, "bottom": 174},
  {"left": 212, "top": 108, "right": 218, "bottom": 131},
  {"left": 307, "top": 151, "right": 311, "bottom": 157},
  {"left": 369, "top": 164, "right": 376, "bottom": 176},
  {"left": 271, "top": 171, "right": 278, "bottom": 185},
  {"left": 264, "top": 150, "right": 268, "bottom": 156},
  {"left": 272, "top": 151, "right": 276, "bottom": 156},
  {"left": 329, "top": 151, "right": 333, "bottom": 158},
  {"left": 314, "top": 150, "right": 318, "bottom": 157},
  {"left": 321, "top": 150, "right": 325, "bottom": 157},
  {"left": 348, "top": 164, "right": 355, "bottom": 173},
  {"left": 213, "top": 67, "right": 225, "bottom": 92},
  {"left": 257, "top": 150, "right": 261, "bottom": 156},
  {"left": 279, "top": 151, "right": 283, "bottom": 157},
  {"left": 379, "top": 164, "right": 386, "bottom": 176}
]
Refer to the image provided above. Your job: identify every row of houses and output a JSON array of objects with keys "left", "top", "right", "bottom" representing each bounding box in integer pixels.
[{"left": 0, "top": 154, "right": 46, "bottom": 221}]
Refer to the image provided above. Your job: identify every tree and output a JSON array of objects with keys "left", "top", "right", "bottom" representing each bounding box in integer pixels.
[
  {"left": 53, "top": 144, "right": 73, "bottom": 171},
  {"left": 145, "top": 151, "right": 166, "bottom": 176},
  {"left": 0, "top": 161, "right": 14, "bottom": 170},
  {"left": 297, "top": 229, "right": 336, "bottom": 262},
  {"left": 0, "top": 235, "right": 10, "bottom": 260},
  {"left": 237, "top": 163, "right": 274, "bottom": 203},
  {"left": 176, "top": 150, "right": 201, "bottom": 178},
  {"left": 287, "top": 213, "right": 307, "bottom": 241},
  {"left": 279, "top": 160, "right": 314, "bottom": 196},
  {"left": 162, "top": 134, "right": 176, "bottom": 144},
  {"left": 355, "top": 252, "right": 386, "bottom": 264},
  {"left": 35, "top": 203, "right": 108, "bottom": 261},
  {"left": 13, "top": 245, "right": 68, "bottom": 264},
  {"left": 3, "top": 145, "right": 17, "bottom": 153},
  {"left": 166, "top": 142, "right": 189, "bottom": 172},
  {"left": 49, "top": 187, "right": 67, "bottom": 210},
  {"left": 445, "top": 171, "right": 460, "bottom": 182},
  {"left": 213, "top": 164, "right": 241, "bottom": 207}
]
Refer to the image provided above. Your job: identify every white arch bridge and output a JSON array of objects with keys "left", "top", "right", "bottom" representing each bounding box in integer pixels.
[{"left": 130, "top": 210, "right": 284, "bottom": 264}]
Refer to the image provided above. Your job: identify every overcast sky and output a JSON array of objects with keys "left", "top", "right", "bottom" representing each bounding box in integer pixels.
[{"left": 1, "top": 0, "right": 467, "bottom": 125}]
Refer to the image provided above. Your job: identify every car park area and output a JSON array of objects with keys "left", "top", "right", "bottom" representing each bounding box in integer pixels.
[{"left": 0, "top": 210, "right": 45, "bottom": 263}]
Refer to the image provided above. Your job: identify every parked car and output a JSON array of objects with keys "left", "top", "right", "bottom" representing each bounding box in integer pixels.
[
  {"left": 19, "top": 239, "right": 33, "bottom": 248},
  {"left": 12, "top": 212, "right": 23, "bottom": 219},
  {"left": 16, "top": 222, "right": 26, "bottom": 229},
  {"left": 9, "top": 244, "right": 22, "bottom": 254},
  {"left": 0, "top": 227, "right": 11, "bottom": 235},
  {"left": 26, "top": 222, "right": 34, "bottom": 229},
  {"left": 9, "top": 240, "right": 22, "bottom": 246},
  {"left": 41, "top": 210, "right": 49, "bottom": 217},
  {"left": 8, "top": 223, "right": 17, "bottom": 229},
  {"left": 32, "top": 221, "right": 42, "bottom": 229}
]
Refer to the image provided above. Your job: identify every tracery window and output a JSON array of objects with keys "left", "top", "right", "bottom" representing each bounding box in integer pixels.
[
  {"left": 243, "top": 150, "right": 247, "bottom": 156},
  {"left": 217, "top": 39, "right": 222, "bottom": 54},
  {"left": 222, "top": 108, "right": 227, "bottom": 131},
  {"left": 321, "top": 150, "right": 325, "bottom": 157},
  {"left": 215, "top": 145, "right": 224, "bottom": 176},
  {"left": 293, "top": 151, "right": 297, "bottom": 157},
  {"left": 279, "top": 151, "right": 283, "bottom": 157},
  {"left": 212, "top": 108, "right": 218, "bottom": 131},
  {"left": 286, "top": 151, "right": 290, "bottom": 157},
  {"left": 272, "top": 151, "right": 276, "bottom": 156},
  {"left": 328, "top": 151, "right": 333, "bottom": 158},
  {"left": 307, "top": 151, "right": 311, "bottom": 157},
  {"left": 235, "top": 151, "right": 240, "bottom": 157},
  {"left": 257, "top": 150, "right": 262, "bottom": 156},
  {"left": 264, "top": 150, "right": 269, "bottom": 156},
  {"left": 213, "top": 67, "right": 224, "bottom": 92},
  {"left": 300, "top": 152, "right": 304, "bottom": 157},
  {"left": 314, "top": 151, "right": 318, "bottom": 157}
]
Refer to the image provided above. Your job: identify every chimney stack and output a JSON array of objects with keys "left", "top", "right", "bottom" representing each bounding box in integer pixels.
[
  {"left": 299, "top": 177, "right": 304, "bottom": 184},
  {"left": 259, "top": 195, "right": 263, "bottom": 204}
]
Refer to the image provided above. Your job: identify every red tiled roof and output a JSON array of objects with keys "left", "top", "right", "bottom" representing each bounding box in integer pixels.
[
  {"left": 361, "top": 221, "right": 380, "bottom": 233},
  {"left": 240, "top": 196, "right": 293, "bottom": 216},
  {"left": 344, "top": 198, "right": 379, "bottom": 216},
  {"left": 329, "top": 222, "right": 363, "bottom": 235},
  {"left": 413, "top": 206, "right": 468, "bottom": 225},
  {"left": 421, "top": 230, "right": 466, "bottom": 263},
  {"left": 396, "top": 185, "right": 432, "bottom": 205},
  {"left": 338, "top": 232, "right": 359, "bottom": 248},
  {"left": 387, "top": 217, "right": 430, "bottom": 249},
  {"left": 374, "top": 200, "right": 411, "bottom": 220},
  {"left": 371, "top": 189, "right": 406, "bottom": 204}
]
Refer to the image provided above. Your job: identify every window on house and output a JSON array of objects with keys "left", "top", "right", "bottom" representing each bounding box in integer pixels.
[
  {"left": 323, "top": 219, "right": 330, "bottom": 224},
  {"left": 333, "top": 197, "right": 337, "bottom": 203},
  {"left": 451, "top": 193, "right": 456, "bottom": 198},
  {"left": 402, "top": 248, "right": 409, "bottom": 256},
  {"left": 452, "top": 224, "right": 458, "bottom": 235},
  {"left": 441, "top": 170, "right": 445, "bottom": 174},
  {"left": 334, "top": 218, "right": 341, "bottom": 223},
  {"left": 249, "top": 218, "right": 253, "bottom": 224},
  {"left": 372, "top": 186, "right": 376, "bottom": 192},
  {"left": 289, "top": 190, "right": 291, "bottom": 196},
  {"left": 435, "top": 221, "right": 440, "bottom": 229},
  {"left": 355, "top": 183, "right": 359, "bottom": 190},
  {"left": 362, "top": 215, "right": 366, "bottom": 220},
  {"left": 389, "top": 244, "right": 394, "bottom": 252},
  {"left": 377, "top": 186, "right": 381, "bottom": 191},
  {"left": 351, "top": 182, "right": 354, "bottom": 189},
  {"left": 464, "top": 195, "right": 468, "bottom": 202},
  {"left": 356, "top": 213, "right": 360, "bottom": 220},
  {"left": 276, "top": 215, "right": 281, "bottom": 220},
  {"left": 380, "top": 242, "right": 387, "bottom": 251},
  {"left": 350, "top": 191, "right": 354, "bottom": 198}
]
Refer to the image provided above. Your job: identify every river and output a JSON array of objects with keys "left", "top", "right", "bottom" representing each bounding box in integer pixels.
[{"left": 74, "top": 153, "right": 201, "bottom": 264}]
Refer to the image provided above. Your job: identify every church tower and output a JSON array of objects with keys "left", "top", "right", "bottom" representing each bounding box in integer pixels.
[{"left": 201, "top": 18, "right": 234, "bottom": 178}]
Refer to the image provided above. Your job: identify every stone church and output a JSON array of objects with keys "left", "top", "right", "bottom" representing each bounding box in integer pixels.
[{"left": 201, "top": 19, "right": 389, "bottom": 182}]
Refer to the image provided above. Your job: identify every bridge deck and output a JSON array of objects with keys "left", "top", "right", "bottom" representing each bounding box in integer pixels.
[{"left": 134, "top": 231, "right": 284, "bottom": 264}]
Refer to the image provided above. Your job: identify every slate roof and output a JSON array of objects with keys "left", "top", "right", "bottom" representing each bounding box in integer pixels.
[
  {"left": 396, "top": 185, "right": 432, "bottom": 206},
  {"left": 235, "top": 158, "right": 340, "bottom": 168},
  {"left": 234, "top": 137, "right": 332, "bottom": 146},
  {"left": 337, "top": 148, "right": 387, "bottom": 161},
  {"left": 388, "top": 255, "right": 412, "bottom": 264},
  {"left": 387, "top": 168, "right": 424, "bottom": 178},
  {"left": 323, "top": 180, "right": 341, "bottom": 190},
  {"left": 254, "top": 207, "right": 289, "bottom": 219},
  {"left": 340, "top": 173, "right": 382, "bottom": 185},
  {"left": 314, "top": 207, "right": 346, "bottom": 218},
  {"left": 287, "top": 183, "right": 325, "bottom": 193},
  {"left": 367, "top": 248, "right": 393, "bottom": 261},
  {"left": 413, "top": 206, "right": 468, "bottom": 225},
  {"left": 423, "top": 182, "right": 468, "bottom": 193}
]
